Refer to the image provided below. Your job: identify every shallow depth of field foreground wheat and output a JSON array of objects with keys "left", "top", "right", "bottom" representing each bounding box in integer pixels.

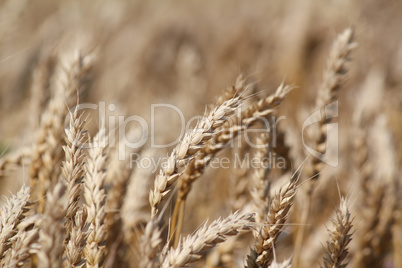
[{"left": 0, "top": 1, "right": 401, "bottom": 268}]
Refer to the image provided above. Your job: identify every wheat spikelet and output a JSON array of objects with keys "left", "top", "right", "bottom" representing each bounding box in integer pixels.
[
  {"left": 162, "top": 212, "right": 255, "bottom": 268},
  {"left": 83, "top": 127, "right": 109, "bottom": 268},
  {"left": 216, "top": 75, "right": 246, "bottom": 105},
  {"left": 246, "top": 174, "right": 298, "bottom": 268},
  {"left": 0, "top": 184, "right": 31, "bottom": 260},
  {"left": 322, "top": 198, "right": 353, "bottom": 268},
  {"left": 149, "top": 94, "right": 241, "bottom": 218}
]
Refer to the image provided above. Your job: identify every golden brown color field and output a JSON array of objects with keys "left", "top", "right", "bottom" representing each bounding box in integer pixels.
[{"left": 0, "top": 1, "right": 401, "bottom": 268}]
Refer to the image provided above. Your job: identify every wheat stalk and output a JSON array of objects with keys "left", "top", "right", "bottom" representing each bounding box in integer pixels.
[
  {"left": 205, "top": 141, "right": 253, "bottom": 267},
  {"left": 0, "top": 147, "right": 31, "bottom": 176},
  {"left": 83, "top": 127, "right": 109, "bottom": 268},
  {"left": 306, "top": 27, "right": 357, "bottom": 183},
  {"left": 268, "top": 258, "right": 292, "bottom": 268},
  {"left": 179, "top": 84, "right": 292, "bottom": 202},
  {"left": 104, "top": 128, "right": 144, "bottom": 265},
  {"left": 294, "top": 28, "right": 356, "bottom": 266},
  {"left": 352, "top": 116, "right": 398, "bottom": 268},
  {"left": 250, "top": 133, "right": 271, "bottom": 224},
  {"left": 168, "top": 78, "right": 249, "bottom": 246},
  {"left": 162, "top": 212, "right": 255, "bottom": 268},
  {"left": 122, "top": 148, "right": 157, "bottom": 243},
  {"left": 272, "top": 127, "right": 292, "bottom": 173},
  {"left": 62, "top": 109, "right": 88, "bottom": 238},
  {"left": 29, "top": 50, "right": 56, "bottom": 131},
  {"left": 246, "top": 174, "right": 298, "bottom": 268},
  {"left": 322, "top": 198, "right": 353, "bottom": 268},
  {"left": 139, "top": 220, "right": 163, "bottom": 268},
  {"left": 149, "top": 94, "right": 241, "bottom": 219},
  {"left": 229, "top": 142, "right": 252, "bottom": 213},
  {"left": 0, "top": 184, "right": 31, "bottom": 261},
  {"left": 170, "top": 84, "right": 291, "bottom": 247}
]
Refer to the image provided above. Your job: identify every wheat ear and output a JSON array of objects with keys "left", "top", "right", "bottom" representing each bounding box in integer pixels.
[
  {"left": 294, "top": 28, "right": 356, "bottom": 266},
  {"left": 229, "top": 142, "right": 252, "bottom": 213},
  {"left": 29, "top": 50, "right": 94, "bottom": 213},
  {"left": 2, "top": 216, "right": 40, "bottom": 268},
  {"left": 61, "top": 109, "right": 89, "bottom": 267},
  {"left": 37, "top": 182, "right": 67, "bottom": 268},
  {"left": 353, "top": 116, "right": 398, "bottom": 268},
  {"left": 149, "top": 94, "right": 241, "bottom": 219},
  {"left": 29, "top": 50, "right": 56, "bottom": 131},
  {"left": 306, "top": 27, "right": 357, "bottom": 184},
  {"left": 179, "top": 84, "right": 291, "bottom": 203},
  {"left": 272, "top": 127, "right": 292, "bottom": 173},
  {"left": 250, "top": 133, "right": 271, "bottom": 224},
  {"left": 0, "top": 184, "right": 31, "bottom": 260},
  {"left": 0, "top": 147, "right": 31, "bottom": 176},
  {"left": 83, "top": 127, "right": 109, "bottom": 268},
  {"left": 170, "top": 84, "right": 291, "bottom": 247},
  {"left": 169, "top": 78, "right": 248, "bottom": 246},
  {"left": 122, "top": 148, "right": 157, "bottom": 243},
  {"left": 104, "top": 128, "right": 144, "bottom": 265},
  {"left": 62, "top": 108, "right": 88, "bottom": 238},
  {"left": 162, "top": 212, "right": 255, "bottom": 268},
  {"left": 204, "top": 141, "right": 253, "bottom": 267},
  {"left": 139, "top": 220, "right": 163, "bottom": 268},
  {"left": 65, "top": 207, "right": 88, "bottom": 268},
  {"left": 322, "top": 198, "right": 353, "bottom": 268},
  {"left": 246, "top": 174, "right": 298, "bottom": 268}
]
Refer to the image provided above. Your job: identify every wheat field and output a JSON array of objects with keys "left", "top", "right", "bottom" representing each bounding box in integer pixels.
[{"left": 0, "top": 1, "right": 401, "bottom": 268}]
